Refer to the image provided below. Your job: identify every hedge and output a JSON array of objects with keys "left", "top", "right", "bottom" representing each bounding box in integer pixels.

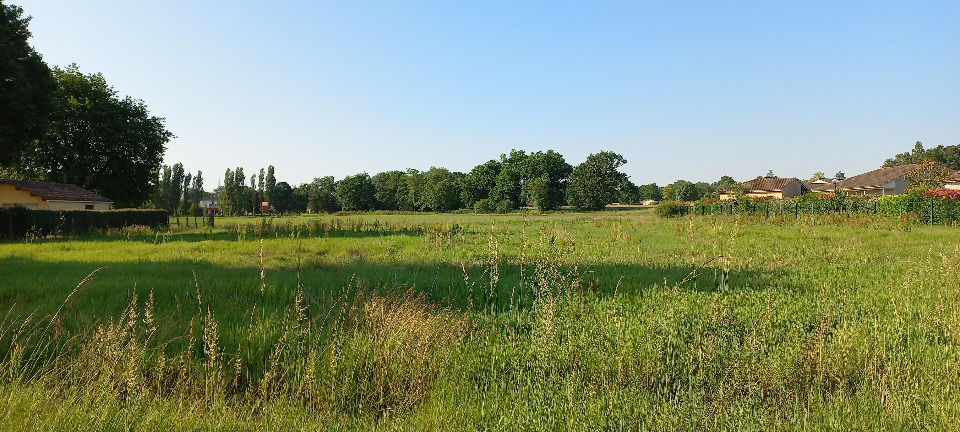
[{"left": 0, "top": 208, "right": 168, "bottom": 240}]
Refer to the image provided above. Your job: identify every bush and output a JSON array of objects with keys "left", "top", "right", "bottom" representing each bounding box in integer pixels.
[
  {"left": 473, "top": 199, "right": 495, "bottom": 214},
  {"left": 495, "top": 199, "right": 514, "bottom": 214},
  {"left": 655, "top": 200, "right": 687, "bottom": 218}
]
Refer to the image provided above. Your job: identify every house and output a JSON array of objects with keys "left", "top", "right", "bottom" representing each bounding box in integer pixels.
[
  {"left": 199, "top": 196, "right": 219, "bottom": 215},
  {"left": 804, "top": 177, "right": 837, "bottom": 193},
  {"left": 836, "top": 164, "right": 920, "bottom": 196},
  {"left": 717, "top": 177, "right": 810, "bottom": 200},
  {"left": 0, "top": 179, "right": 112, "bottom": 210},
  {"left": 946, "top": 172, "right": 960, "bottom": 190}
]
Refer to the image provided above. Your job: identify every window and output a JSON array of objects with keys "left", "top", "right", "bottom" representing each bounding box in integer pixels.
[{"left": 85, "top": 204, "right": 94, "bottom": 210}]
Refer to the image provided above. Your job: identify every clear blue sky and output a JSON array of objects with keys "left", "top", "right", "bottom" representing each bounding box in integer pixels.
[{"left": 16, "top": 0, "right": 960, "bottom": 187}]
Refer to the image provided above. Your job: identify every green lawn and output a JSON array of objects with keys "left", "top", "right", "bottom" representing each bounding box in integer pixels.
[{"left": 1, "top": 210, "right": 959, "bottom": 430}]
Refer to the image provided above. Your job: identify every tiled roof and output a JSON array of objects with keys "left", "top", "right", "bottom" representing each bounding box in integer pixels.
[
  {"left": 803, "top": 181, "right": 837, "bottom": 192},
  {"left": 718, "top": 177, "right": 806, "bottom": 193},
  {"left": 0, "top": 179, "right": 112, "bottom": 203},
  {"left": 836, "top": 164, "right": 921, "bottom": 190}
]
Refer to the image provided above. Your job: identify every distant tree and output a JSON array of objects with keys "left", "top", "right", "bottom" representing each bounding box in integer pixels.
[
  {"left": 884, "top": 141, "right": 960, "bottom": 170},
  {"left": 291, "top": 183, "right": 309, "bottom": 213},
  {"left": 336, "top": 173, "right": 376, "bottom": 211},
  {"left": 459, "top": 159, "right": 501, "bottom": 209},
  {"left": 662, "top": 179, "right": 698, "bottom": 202},
  {"left": 636, "top": 183, "right": 661, "bottom": 201},
  {"left": 420, "top": 167, "right": 462, "bottom": 212},
  {"left": 834, "top": 171, "right": 846, "bottom": 181},
  {"left": 271, "top": 182, "right": 294, "bottom": 214},
  {"left": 404, "top": 168, "right": 426, "bottom": 211},
  {"left": 168, "top": 163, "right": 185, "bottom": 214},
  {"left": 192, "top": 171, "right": 203, "bottom": 206},
  {"left": 371, "top": 170, "right": 408, "bottom": 210},
  {"left": 15, "top": 64, "right": 173, "bottom": 207},
  {"left": 712, "top": 176, "right": 737, "bottom": 189},
  {"left": 809, "top": 171, "right": 826, "bottom": 182},
  {"left": 522, "top": 150, "right": 572, "bottom": 211},
  {"left": 490, "top": 150, "right": 528, "bottom": 211},
  {"left": 265, "top": 165, "right": 276, "bottom": 205},
  {"left": 565, "top": 151, "right": 629, "bottom": 211},
  {"left": 765, "top": 170, "right": 776, "bottom": 178},
  {"left": 307, "top": 176, "right": 339, "bottom": 213},
  {"left": 693, "top": 181, "right": 714, "bottom": 199},
  {"left": 0, "top": 3, "right": 56, "bottom": 167},
  {"left": 618, "top": 179, "right": 641, "bottom": 204}
]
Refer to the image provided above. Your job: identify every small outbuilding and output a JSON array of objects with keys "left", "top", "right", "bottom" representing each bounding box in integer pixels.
[{"left": 0, "top": 179, "right": 112, "bottom": 210}]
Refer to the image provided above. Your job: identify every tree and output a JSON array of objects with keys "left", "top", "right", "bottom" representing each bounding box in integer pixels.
[
  {"left": 16, "top": 64, "right": 172, "bottom": 207},
  {"left": 271, "top": 182, "right": 294, "bottom": 214},
  {"left": 834, "top": 171, "right": 846, "bottom": 180},
  {"left": 712, "top": 176, "right": 737, "bottom": 189},
  {"left": 904, "top": 161, "right": 954, "bottom": 191},
  {"left": 336, "top": 173, "right": 376, "bottom": 211},
  {"left": 371, "top": 170, "right": 408, "bottom": 211},
  {"left": 264, "top": 165, "right": 276, "bottom": 204},
  {"left": 809, "top": 171, "right": 826, "bottom": 182},
  {"left": 459, "top": 159, "right": 501, "bottom": 209},
  {"left": 765, "top": 170, "right": 776, "bottom": 178},
  {"left": 618, "top": 179, "right": 641, "bottom": 204},
  {"left": 420, "top": 167, "right": 462, "bottom": 212},
  {"left": 522, "top": 150, "right": 571, "bottom": 211},
  {"left": 884, "top": 141, "right": 960, "bottom": 170},
  {"left": 565, "top": 151, "right": 629, "bottom": 211},
  {"left": 490, "top": 150, "right": 528, "bottom": 211},
  {"left": 0, "top": 3, "right": 55, "bottom": 167},
  {"left": 192, "top": 171, "right": 203, "bottom": 206},
  {"left": 662, "top": 179, "right": 699, "bottom": 202},
  {"left": 638, "top": 183, "right": 662, "bottom": 201},
  {"left": 307, "top": 176, "right": 339, "bottom": 213}
]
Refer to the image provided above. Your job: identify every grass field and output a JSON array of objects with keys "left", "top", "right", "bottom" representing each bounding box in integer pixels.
[{"left": 1, "top": 209, "right": 959, "bottom": 430}]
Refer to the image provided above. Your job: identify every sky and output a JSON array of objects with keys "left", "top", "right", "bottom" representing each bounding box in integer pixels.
[{"left": 14, "top": 0, "right": 960, "bottom": 187}]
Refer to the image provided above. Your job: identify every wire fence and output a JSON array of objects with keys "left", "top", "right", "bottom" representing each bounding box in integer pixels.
[{"left": 683, "top": 199, "right": 960, "bottom": 226}]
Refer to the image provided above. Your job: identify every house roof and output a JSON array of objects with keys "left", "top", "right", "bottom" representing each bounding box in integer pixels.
[
  {"left": 718, "top": 177, "right": 808, "bottom": 194},
  {"left": 802, "top": 180, "right": 837, "bottom": 192},
  {"left": 0, "top": 179, "right": 113, "bottom": 203},
  {"left": 836, "top": 164, "right": 922, "bottom": 191}
]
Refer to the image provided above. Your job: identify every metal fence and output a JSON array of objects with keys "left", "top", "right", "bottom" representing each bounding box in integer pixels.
[{"left": 684, "top": 199, "right": 960, "bottom": 225}]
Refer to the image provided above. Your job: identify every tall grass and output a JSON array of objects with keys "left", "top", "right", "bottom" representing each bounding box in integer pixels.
[{"left": 1, "top": 212, "right": 960, "bottom": 429}]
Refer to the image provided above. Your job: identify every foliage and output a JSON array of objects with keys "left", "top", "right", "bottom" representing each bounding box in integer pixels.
[
  {"left": 419, "top": 167, "right": 463, "bottom": 212},
  {"left": 0, "top": 208, "right": 167, "bottom": 239},
  {"left": 654, "top": 200, "right": 687, "bottom": 218},
  {"left": 489, "top": 150, "right": 528, "bottom": 211},
  {"left": 0, "top": 2, "right": 55, "bottom": 167},
  {"left": 522, "top": 150, "right": 571, "bottom": 211},
  {"left": 371, "top": 170, "right": 408, "bottom": 211},
  {"left": 336, "top": 173, "right": 376, "bottom": 211},
  {"left": 662, "top": 179, "right": 699, "bottom": 202},
  {"left": 565, "top": 151, "right": 629, "bottom": 210},
  {"left": 924, "top": 189, "right": 960, "bottom": 200},
  {"left": 458, "top": 160, "right": 501, "bottom": 209},
  {"left": 638, "top": 183, "right": 662, "bottom": 201},
  {"left": 271, "top": 182, "right": 295, "bottom": 214},
  {"left": 885, "top": 141, "right": 960, "bottom": 170},
  {"left": 306, "top": 176, "right": 340, "bottom": 213},
  {"left": 14, "top": 64, "right": 172, "bottom": 208},
  {"left": 904, "top": 160, "right": 954, "bottom": 191}
]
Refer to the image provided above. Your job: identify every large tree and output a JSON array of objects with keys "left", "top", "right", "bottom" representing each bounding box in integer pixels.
[
  {"left": 336, "top": 173, "right": 376, "bottom": 211},
  {"left": 0, "top": 2, "right": 55, "bottom": 167},
  {"left": 522, "top": 150, "right": 571, "bottom": 211},
  {"left": 306, "top": 176, "right": 339, "bottom": 213},
  {"left": 565, "top": 151, "right": 629, "bottom": 210},
  {"left": 884, "top": 141, "right": 960, "bottom": 170},
  {"left": 16, "top": 64, "right": 172, "bottom": 207},
  {"left": 371, "top": 170, "right": 409, "bottom": 211},
  {"left": 459, "top": 159, "right": 501, "bottom": 209}
]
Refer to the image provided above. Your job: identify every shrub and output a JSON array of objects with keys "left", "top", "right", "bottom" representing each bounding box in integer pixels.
[
  {"left": 655, "top": 200, "right": 687, "bottom": 218},
  {"left": 473, "top": 199, "right": 495, "bottom": 214}
]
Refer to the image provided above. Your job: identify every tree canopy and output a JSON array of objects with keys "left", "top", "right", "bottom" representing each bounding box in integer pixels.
[
  {"left": 884, "top": 141, "right": 960, "bottom": 170},
  {"left": 16, "top": 65, "right": 173, "bottom": 207},
  {"left": 565, "top": 151, "right": 629, "bottom": 211},
  {"left": 0, "top": 2, "right": 55, "bottom": 166}
]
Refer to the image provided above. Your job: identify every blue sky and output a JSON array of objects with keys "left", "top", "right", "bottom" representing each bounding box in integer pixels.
[{"left": 16, "top": 1, "right": 960, "bottom": 187}]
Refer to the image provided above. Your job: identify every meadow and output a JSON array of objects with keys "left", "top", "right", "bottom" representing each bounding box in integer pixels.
[{"left": 1, "top": 208, "right": 959, "bottom": 430}]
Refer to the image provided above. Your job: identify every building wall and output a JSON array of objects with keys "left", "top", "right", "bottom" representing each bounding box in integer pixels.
[
  {"left": 47, "top": 201, "right": 111, "bottom": 211},
  {"left": 781, "top": 181, "right": 802, "bottom": 198},
  {"left": 0, "top": 184, "right": 47, "bottom": 209}
]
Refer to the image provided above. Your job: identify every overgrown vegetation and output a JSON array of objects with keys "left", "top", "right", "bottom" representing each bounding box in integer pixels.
[{"left": 2, "top": 210, "right": 960, "bottom": 429}]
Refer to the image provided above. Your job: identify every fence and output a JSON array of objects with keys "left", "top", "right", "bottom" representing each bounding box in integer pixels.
[{"left": 684, "top": 199, "right": 960, "bottom": 226}]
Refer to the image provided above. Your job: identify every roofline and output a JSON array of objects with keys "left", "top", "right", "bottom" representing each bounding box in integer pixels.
[{"left": 46, "top": 199, "right": 114, "bottom": 204}]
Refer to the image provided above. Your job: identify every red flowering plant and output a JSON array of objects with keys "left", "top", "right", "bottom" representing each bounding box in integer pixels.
[{"left": 924, "top": 189, "right": 960, "bottom": 200}]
